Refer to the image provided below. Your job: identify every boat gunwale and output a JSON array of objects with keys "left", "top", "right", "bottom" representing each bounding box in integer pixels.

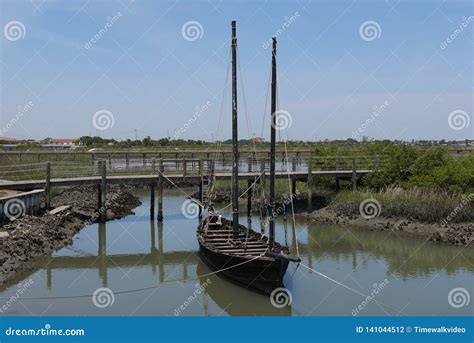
[{"left": 197, "top": 218, "right": 288, "bottom": 262}]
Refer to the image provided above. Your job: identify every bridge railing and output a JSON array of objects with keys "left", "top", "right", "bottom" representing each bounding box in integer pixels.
[
  {"left": 0, "top": 155, "right": 388, "bottom": 182},
  {"left": 311, "top": 155, "right": 388, "bottom": 171}
]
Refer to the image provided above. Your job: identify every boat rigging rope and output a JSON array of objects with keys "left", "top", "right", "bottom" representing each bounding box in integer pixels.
[
  {"left": 0, "top": 250, "right": 269, "bottom": 301},
  {"left": 274, "top": 53, "right": 300, "bottom": 259},
  {"left": 156, "top": 169, "right": 264, "bottom": 215},
  {"left": 297, "top": 262, "right": 407, "bottom": 316}
]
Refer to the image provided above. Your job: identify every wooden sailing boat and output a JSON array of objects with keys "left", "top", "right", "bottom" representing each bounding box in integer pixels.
[{"left": 197, "top": 21, "right": 299, "bottom": 295}]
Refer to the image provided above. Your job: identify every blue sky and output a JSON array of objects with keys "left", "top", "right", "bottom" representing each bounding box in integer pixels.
[{"left": 0, "top": 0, "right": 472, "bottom": 141}]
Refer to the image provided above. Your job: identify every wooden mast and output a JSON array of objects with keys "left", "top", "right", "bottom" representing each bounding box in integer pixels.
[
  {"left": 231, "top": 20, "right": 239, "bottom": 240},
  {"left": 269, "top": 37, "right": 277, "bottom": 249}
]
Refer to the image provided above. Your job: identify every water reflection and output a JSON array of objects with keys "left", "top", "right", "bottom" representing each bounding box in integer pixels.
[{"left": 0, "top": 188, "right": 472, "bottom": 316}]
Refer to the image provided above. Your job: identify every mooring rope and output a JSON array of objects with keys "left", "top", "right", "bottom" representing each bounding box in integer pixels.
[
  {"left": 297, "top": 262, "right": 407, "bottom": 316},
  {"left": 0, "top": 250, "right": 269, "bottom": 301}
]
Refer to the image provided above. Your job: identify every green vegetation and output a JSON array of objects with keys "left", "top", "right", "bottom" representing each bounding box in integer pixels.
[
  {"left": 314, "top": 143, "right": 474, "bottom": 223},
  {"left": 362, "top": 145, "right": 474, "bottom": 193},
  {"left": 332, "top": 188, "right": 474, "bottom": 223}
]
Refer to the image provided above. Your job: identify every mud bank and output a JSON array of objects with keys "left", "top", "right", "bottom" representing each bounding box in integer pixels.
[
  {"left": 299, "top": 207, "right": 473, "bottom": 247},
  {"left": 0, "top": 186, "right": 141, "bottom": 284}
]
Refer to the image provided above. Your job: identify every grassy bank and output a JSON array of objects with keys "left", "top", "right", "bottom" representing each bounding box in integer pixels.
[{"left": 331, "top": 187, "right": 474, "bottom": 224}]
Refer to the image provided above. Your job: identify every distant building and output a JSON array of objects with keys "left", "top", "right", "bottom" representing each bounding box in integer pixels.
[
  {"left": 42, "top": 138, "right": 79, "bottom": 150},
  {"left": 0, "top": 136, "right": 17, "bottom": 143},
  {"left": 47, "top": 138, "right": 79, "bottom": 145},
  {"left": 252, "top": 137, "right": 265, "bottom": 143}
]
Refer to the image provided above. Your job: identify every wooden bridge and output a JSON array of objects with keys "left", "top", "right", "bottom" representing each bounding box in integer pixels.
[{"left": 0, "top": 155, "right": 377, "bottom": 221}]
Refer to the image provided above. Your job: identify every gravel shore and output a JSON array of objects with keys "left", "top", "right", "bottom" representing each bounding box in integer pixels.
[{"left": 0, "top": 186, "right": 141, "bottom": 284}]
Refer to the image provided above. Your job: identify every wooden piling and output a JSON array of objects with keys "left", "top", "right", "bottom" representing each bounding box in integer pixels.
[
  {"left": 182, "top": 158, "right": 187, "bottom": 181},
  {"left": 259, "top": 160, "right": 266, "bottom": 216},
  {"left": 158, "top": 159, "right": 164, "bottom": 222},
  {"left": 150, "top": 183, "right": 155, "bottom": 219},
  {"left": 352, "top": 157, "right": 357, "bottom": 191},
  {"left": 307, "top": 157, "right": 313, "bottom": 213},
  {"left": 45, "top": 162, "right": 51, "bottom": 211},
  {"left": 100, "top": 160, "right": 107, "bottom": 221},
  {"left": 198, "top": 159, "right": 203, "bottom": 218}
]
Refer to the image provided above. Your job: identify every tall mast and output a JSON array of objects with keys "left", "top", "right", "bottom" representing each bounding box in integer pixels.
[
  {"left": 269, "top": 37, "right": 277, "bottom": 249},
  {"left": 231, "top": 20, "right": 239, "bottom": 240}
]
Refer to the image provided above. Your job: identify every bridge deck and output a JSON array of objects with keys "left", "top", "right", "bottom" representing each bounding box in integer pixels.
[{"left": 0, "top": 170, "right": 371, "bottom": 190}]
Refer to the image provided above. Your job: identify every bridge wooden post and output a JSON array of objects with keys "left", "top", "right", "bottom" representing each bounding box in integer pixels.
[
  {"left": 259, "top": 160, "right": 266, "bottom": 219},
  {"left": 158, "top": 159, "right": 164, "bottom": 222},
  {"left": 108, "top": 154, "right": 112, "bottom": 168},
  {"left": 150, "top": 183, "right": 155, "bottom": 219},
  {"left": 182, "top": 158, "right": 187, "bottom": 181},
  {"left": 198, "top": 159, "right": 203, "bottom": 219},
  {"left": 291, "top": 178, "right": 297, "bottom": 197},
  {"left": 125, "top": 153, "right": 129, "bottom": 169},
  {"left": 352, "top": 157, "right": 357, "bottom": 191},
  {"left": 45, "top": 162, "right": 51, "bottom": 211},
  {"left": 99, "top": 160, "right": 107, "bottom": 221},
  {"left": 307, "top": 157, "right": 313, "bottom": 213},
  {"left": 150, "top": 158, "right": 156, "bottom": 219},
  {"left": 143, "top": 153, "right": 146, "bottom": 167}
]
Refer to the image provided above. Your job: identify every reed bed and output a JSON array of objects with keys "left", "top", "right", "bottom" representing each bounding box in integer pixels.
[{"left": 332, "top": 187, "right": 474, "bottom": 223}]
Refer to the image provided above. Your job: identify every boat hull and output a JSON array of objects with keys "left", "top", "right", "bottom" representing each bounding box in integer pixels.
[{"left": 197, "top": 233, "right": 289, "bottom": 295}]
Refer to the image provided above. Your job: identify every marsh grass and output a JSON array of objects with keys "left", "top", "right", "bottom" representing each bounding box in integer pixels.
[{"left": 332, "top": 187, "right": 474, "bottom": 223}]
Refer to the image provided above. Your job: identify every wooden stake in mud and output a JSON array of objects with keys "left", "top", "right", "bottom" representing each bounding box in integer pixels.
[
  {"left": 352, "top": 157, "right": 357, "bottom": 191},
  {"left": 198, "top": 159, "right": 204, "bottom": 219},
  {"left": 158, "top": 159, "right": 164, "bottom": 222},
  {"left": 247, "top": 161, "right": 252, "bottom": 229},
  {"left": 150, "top": 158, "right": 156, "bottom": 219},
  {"left": 100, "top": 160, "right": 107, "bottom": 221},
  {"left": 307, "top": 157, "right": 313, "bottom": 213},
  {"left": 45, "top": 162, "right": 51, "bottom": 211}
]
